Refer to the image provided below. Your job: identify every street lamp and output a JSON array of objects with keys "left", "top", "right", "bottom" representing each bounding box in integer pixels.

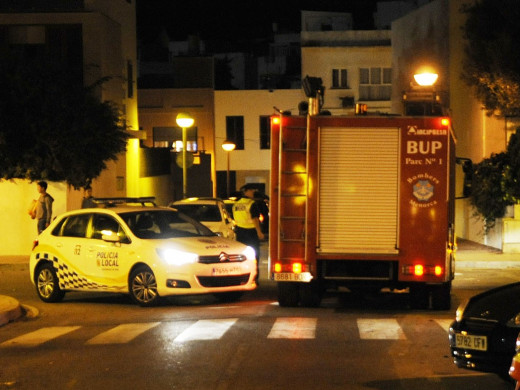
[
  {"left": 414, "top": 71, "right": 438, "bottom": 87},
  {"left": 222, "top": 139, "right": 236, "bottom": 197},
  {"left": 176, "top": 113, "right": 194, "bottom": 198},
  {"left": 403, "top": 67, "right": 442, "bottom": 115}
]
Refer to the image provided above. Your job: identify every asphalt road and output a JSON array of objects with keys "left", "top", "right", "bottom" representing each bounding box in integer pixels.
[{"left": 1, "top": 263, "right": 519, "bottom": 389}]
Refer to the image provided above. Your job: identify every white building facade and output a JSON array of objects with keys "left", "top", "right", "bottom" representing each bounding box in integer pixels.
[{"left": 301, "top": 11, "right": 393, "bottom": 115}]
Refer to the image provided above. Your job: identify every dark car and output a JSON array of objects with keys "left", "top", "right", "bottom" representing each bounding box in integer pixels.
[
  {"left": 510, "top": 345, "right": 520, "bottom": 389},
  {"left": 449, "top": 282, "right": 520, "bottom": 379}
]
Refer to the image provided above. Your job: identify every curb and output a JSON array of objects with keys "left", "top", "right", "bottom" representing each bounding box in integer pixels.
[{"left": 0, "top": 295, "right": 23, "bottom": 327}]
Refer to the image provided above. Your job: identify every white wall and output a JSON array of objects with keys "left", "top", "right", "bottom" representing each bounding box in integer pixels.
[
  {"left": 214, "top": 89, "right": 305, "bottom": 192},
  {"left": 302, "top": 45, "right": 392, "bottom": 113},
  {"left": 0, "top": 180, "right": 67, "bottom": 257}
]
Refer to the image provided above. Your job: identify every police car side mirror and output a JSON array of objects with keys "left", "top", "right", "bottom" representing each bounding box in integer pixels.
[{"left": 102, "top": 234, "right": 121, "bottom": 243}]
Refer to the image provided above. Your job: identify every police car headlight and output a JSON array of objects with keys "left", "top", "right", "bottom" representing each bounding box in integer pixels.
[
  {"left": 157, "top": 248, "right": 198, "bottom": 266},
  {"left": 242, "top": 246, "right": 256, "bottom": 261}
]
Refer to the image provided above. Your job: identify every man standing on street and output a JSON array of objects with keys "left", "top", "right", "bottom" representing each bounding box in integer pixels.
[
  {"left": 233, "top": 184, "right": 265, "bottom": 284},
  {"left": 35, "top": 181, "right": 54, "bottom": 234}
]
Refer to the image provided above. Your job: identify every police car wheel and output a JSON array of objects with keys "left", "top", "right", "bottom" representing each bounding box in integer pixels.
[
  {"left": 129, "top": 266, "right": 159, "bottom": 307},
  {"left": 35, "top": 263, "right": 65, "bottom": 303}
]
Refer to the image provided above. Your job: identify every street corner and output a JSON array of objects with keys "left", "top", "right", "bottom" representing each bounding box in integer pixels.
[{"left": 0, "top": 295, "right": 23, "bottom": 327}]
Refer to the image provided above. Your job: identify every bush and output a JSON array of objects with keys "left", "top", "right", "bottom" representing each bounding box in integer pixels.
[{"left": 470, "top": 152, "right": 511, "bottom": 232}]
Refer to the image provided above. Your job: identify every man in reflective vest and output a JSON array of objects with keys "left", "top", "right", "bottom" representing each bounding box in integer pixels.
[{"left": 233, "top": 184, "right": 265, "bottom": 284}]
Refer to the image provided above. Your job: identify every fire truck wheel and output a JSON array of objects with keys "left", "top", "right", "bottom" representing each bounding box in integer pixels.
[
  {"left": 431, "top": 282, "right": 451, "bottom": 310},
  {"left": 277, "top": 282, "right": 300, "bottom": 307},
  {"left": 299, "top": 281, "right": 323, "bottom": 307},
  {"left": 409, "top": 285, "right": 429, "bottom": 310}
]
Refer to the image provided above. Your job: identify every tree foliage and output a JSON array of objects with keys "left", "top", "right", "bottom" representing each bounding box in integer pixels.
[
  {"left": 0, "top": 55, "right": 129, "bottom": 189},
  {"left": 503, "top": 131, "right": 520, "bottom": 203},
  {"left": 469, "top": 129, "right": 520, "bottom": 232},
  {"left": 461, "top": 0, "right": 520, "bottom": 116},
  {"left": 470, "top": 152, "right": 510, "bottom": 232}
]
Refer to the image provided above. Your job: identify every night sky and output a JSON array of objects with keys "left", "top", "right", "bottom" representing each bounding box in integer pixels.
[{"left": 137, "top": 0, "right": 383, "bottom": 49}]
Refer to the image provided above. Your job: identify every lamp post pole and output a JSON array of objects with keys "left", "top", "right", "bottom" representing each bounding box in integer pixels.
[
  {"left": 222, "top": 139, "right": 236, "bottom": 198},
  {"left": 176, "top": 113, "right": 194, "bottom": 199},
  {"left": 182, "top": 126, "right": 187, "bottom": 198}
]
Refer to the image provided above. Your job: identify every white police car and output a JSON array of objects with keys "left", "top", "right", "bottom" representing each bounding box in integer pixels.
[
  {"left": 30, "top": 200, "right": 257, "bottom": 307},
  {"left": 170, "top": 197, "right": 236, "bottom": 240}
]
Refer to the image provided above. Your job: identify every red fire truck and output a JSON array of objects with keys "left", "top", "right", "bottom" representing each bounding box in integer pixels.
[{"left": 269, "top": 114, "right": 457, "bottom": 310}]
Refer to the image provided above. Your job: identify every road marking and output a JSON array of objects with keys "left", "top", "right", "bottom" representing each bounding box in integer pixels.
[
  {"left": 0, "top": 326, "right": 81, "bottom": 347},
  {"left": 174, "top": 318, "right": 238, "bottom": 342},
  {"left": 357, "top": 319, "right": 406, "bottom": 340},
  {"left": 0, "top": 317, "right": 454, "bottom": 347},
  {"left": 267, "top": 317, "right": 317, "bottom": 339},
  {"left": 86, "top": 322, "right": 160, "bottom": 345},
  {"left": 434, "top": 319, "right": 453, "bottom": 333}
]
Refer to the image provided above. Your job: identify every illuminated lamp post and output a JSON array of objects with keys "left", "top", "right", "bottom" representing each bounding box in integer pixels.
[
  {"left": 222, "top": 139, "right": 236, "bottom": 197},
  {"left": 403, "top": 67, "right": 441, "bottom": 115},
  {"left": 414, "top": 70, "right": 438, "bottom": 87},
  {"left": 176, "top": 113, "right": 194, "bottom": 199}
]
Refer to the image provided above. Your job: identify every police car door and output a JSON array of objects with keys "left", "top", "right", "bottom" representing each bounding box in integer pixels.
[
  {"left": 85, "top": 213, "right": 129, "bottom": 289},
  {"left": 54, "top": 213, "right": 92, "bottom": 281}
]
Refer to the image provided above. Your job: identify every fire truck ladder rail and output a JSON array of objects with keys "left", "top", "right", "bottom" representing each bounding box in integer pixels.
[{"left": 277, "top": 120, "right": 309, "bottom": 265}]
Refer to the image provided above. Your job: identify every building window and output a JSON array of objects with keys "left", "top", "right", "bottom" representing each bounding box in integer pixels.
[
  {"left": 359, "top": 67, "right": 392, "bottom": 101},
  {"left": 127, "top": 61, "right": 133, "bottom": 98},
  {"left": 332, "top": 69, "right": 348, "bottom": 88},
  {"left": 383, "top": 68, "right": 392, "bottom": 84},
  {"left": 259, "top": 116, "right": 270, "bottom": 149},
  {"left": 226, "top": 116, "right": 244, "bottom": 150},
  {"left": 152, "top": 127, "right": 198, "bottom": 151}
]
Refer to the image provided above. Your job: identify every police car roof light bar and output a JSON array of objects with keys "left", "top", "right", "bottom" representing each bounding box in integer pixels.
[{"left": 92, "top": 197, "right": 157, "bottom": 207}]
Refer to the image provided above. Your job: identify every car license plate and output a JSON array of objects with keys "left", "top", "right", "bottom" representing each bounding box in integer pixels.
[
  {"left": 212, "top": 266, "right": 242, "bottom": 276},
  {"left": 455, "top": 333, "right": 487, "bottom": 351},
  {"left": 273, "top": 272, "right": 313, "bottom": 282}
]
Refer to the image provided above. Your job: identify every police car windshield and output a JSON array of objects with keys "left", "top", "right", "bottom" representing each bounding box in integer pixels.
[
  {"left": 119, "top": 210, "right": 215, "bottom": 239},
  {"left": 173, "top": 204, "right": 221, "bottom": 222}
]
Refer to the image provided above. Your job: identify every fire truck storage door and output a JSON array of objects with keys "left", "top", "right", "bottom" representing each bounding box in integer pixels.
[{"left": 318, "top": 127, "right": 399, "bottom": 253}]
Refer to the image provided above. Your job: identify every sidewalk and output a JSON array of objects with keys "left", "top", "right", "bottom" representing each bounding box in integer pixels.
[
  {"left": 455, "top": 238, "right": 520, "bottom": 269},
  {"left": 1, "top": 239, "right": 520, "bottom": 326}
]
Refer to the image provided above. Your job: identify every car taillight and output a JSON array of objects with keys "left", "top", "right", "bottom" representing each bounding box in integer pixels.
[
  {"left": 402, "top": 264, "right": 444, "bottom": 277},
  {"left": 273, "top": 261, "right": 308, "bottom": 273},
  {"left": 292, "top": 262, "right": 302, "bottom": 274}
]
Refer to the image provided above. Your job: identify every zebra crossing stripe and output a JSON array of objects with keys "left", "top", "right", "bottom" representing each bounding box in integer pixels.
[
  {"left": 434, "top": 319, "right": 453, "bottom": 333},
  {"left": 86, "top": 322, "right": 161, "bottom": 345},
  {"left": 174, "top": 318, "right": 238, "bottom": 342},
  {"left": 0, "top": 326, "right": 81, "bottom": 347},
  {"left": 357, "top": 319, "right": 406, "bottom": 340},
  {"left": 267, "top": 317, "right": 317, "bottom": 339},
  {"left": 0, "top": 317, "right": 454, "bottom": 347}
]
